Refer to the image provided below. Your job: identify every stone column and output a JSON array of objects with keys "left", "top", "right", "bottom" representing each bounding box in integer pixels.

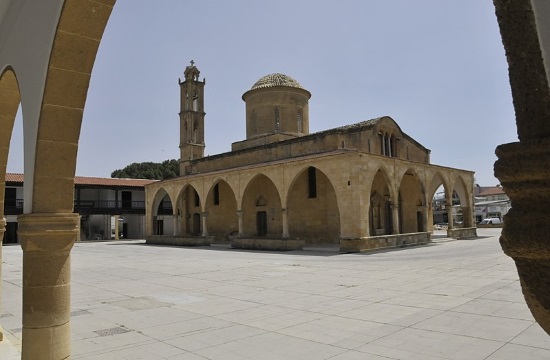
[
  {"left": 391, "top": 204, "right": 399, "bottom": 234},
  {"left": 422, "top": 205, "right": 429, "bottom": 232},
  {"left": 201, "top": 212, "right": 208, "bottom": 237},
  {"left": 113, "top": 215, "right": 119, "bottom": 240},
  {"left": 281, "top": 208, "right": 289, "bottom": 238},
  {"left": 237, "top": 210, "right": 244, "bottom": 236},
  {"left": 493, "top": 0, "right": 550, "bottom": 335},
  {"left": 0, "top": 217, "right": 5, "bottom": 341},
  {"left": 445, "top": 205, "right": 454, "bottom": 229},
  {"left": 17, "top": 213, "right": 79, "bottom": 360},
  {"left": 461, "top": 206, "right": 472, "bottom": 227},
  {"left": 173, "top": 215, "right": 178, "bottom": 236}
]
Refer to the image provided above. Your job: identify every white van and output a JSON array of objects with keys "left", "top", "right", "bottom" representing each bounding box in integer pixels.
[{"left": 480, "top": 217, "right": 502, "bottom": 225}]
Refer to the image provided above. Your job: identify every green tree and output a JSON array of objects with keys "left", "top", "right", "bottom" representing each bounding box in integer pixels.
[{"left": 111, "top": 159, "right": 180, "bottom": 180}]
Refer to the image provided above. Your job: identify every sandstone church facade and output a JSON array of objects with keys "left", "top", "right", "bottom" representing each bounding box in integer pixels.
[{"left": 145, "top": 62, "right": 476, "bottom": 252}]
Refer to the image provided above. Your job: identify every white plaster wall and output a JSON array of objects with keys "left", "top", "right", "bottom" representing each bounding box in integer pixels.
[{"left": 0, "top": 0, "right": 65, "bottom": 212}]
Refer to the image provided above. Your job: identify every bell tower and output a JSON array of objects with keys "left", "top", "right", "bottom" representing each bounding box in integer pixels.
[{"left": 179, "top": 60, "right": 206, "bottom": 174}]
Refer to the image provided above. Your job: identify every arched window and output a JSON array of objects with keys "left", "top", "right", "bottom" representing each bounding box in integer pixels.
[
  {"left": 308, "top": 167, "right": 317, "bottom": 198},
  {"left": 213, "top": 183, "right": 220, "bottom": 205},
  {"left": 192, "top": 90, "right": 199, "bottom": 111},
  {"left": 274, "top": 107, "right": 280, "bottom": 132}
]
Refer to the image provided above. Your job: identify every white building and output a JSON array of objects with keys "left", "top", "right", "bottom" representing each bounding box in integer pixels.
[
  {"left": 474, "top": 185, "right": 511, "bottom": 223},
  {"left": 4, "top": 173, "right": 156, "bottom": 243}
]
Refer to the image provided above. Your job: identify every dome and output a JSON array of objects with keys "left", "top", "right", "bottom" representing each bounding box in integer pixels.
[{"left": 251, "top": 73, "right": 305, "bottom": 90}]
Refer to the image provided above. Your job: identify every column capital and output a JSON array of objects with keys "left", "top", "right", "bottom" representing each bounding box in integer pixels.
[
  {"left": 282, "top": 208, "right": 288, "bottom": 214},
  {"left": 237, "top": 210, "right": 244, "bottom": 215},
  {"left": 18, "top": 213, "right": 79, "bottom": 253},
  {"left": 201, "top": 212, "right": 208, "bottom": 218}
]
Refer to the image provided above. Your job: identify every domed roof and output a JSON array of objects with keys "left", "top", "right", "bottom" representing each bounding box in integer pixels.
[{"left": 251, "top": 73, "right": 305, "bottom": 90}]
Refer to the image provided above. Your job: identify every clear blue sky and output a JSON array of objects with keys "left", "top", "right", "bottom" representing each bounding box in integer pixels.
[{"left": 8, "top": 0, "right": 517, "bottom": 186}]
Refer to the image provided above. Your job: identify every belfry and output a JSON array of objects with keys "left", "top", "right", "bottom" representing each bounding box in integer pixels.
[{"left": 179, "top": 60, "right": 206, "bottom": 173}]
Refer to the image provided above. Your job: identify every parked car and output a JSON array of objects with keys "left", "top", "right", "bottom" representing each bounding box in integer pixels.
[{"left": 480, "top": 217, "right": 502, "bottom": 225}]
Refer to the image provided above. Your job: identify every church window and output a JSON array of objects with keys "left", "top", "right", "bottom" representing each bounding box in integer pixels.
[
  {"left": 308, "top": 167, "right": 317, "bottom": 198},
  {"left": 274, "top": 107, "right": 280, "bottom": 132},
  {"left": 213, "top": 183, "right": 220, "bottom": 205},
  {"left": 297, "top": 111, "right": 302, "bottom": 133},
  {"left": 193, "top": 91, "right": 199, "bottom": 112}
]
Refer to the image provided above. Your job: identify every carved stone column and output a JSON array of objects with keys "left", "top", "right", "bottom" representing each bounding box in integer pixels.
[
  {"left": 281, "top": 208, "right": 289, "bottom": 238},
  {"left": 201, "top": 212, "right": 208, "bottom": 237},
  {"left": 237, "top": 210, "right": 244, "bottom": 236},
  {"left": 495, "top": 140, "right": 550, "bottom": 333},
  {"left": 17, "top": 213, "right": 79, "bottom": 360},
  {"left": 391, "top": 204, "right": 399, "bottom": 234},
  {"left": 493, "top": 0, "right": 550, "bottom": 335}
]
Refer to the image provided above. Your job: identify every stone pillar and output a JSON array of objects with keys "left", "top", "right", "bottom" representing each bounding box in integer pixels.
[
  {"left": 461, "top": 206, "right": 472, "bottom": 227},
  {"left": 17, "top": 213, "right": 79, "bottom": 360},
  {"left": 282, "top": 208, "right": 289, "bottom": 238},
  {"left": 237, "top": 210, "right": 244, "bottom": 236},
  {"left": 422, "top": 205, "right": 429, "bottom": 232},
  {"left": 173, "top": 215, "right": 178, "bottom": 236},
  {"left": 391, "top": 204, "right": 399, "bottom": 234},
  {"left": 201, "top": 212, "right": 208, "bottom": 237},
  {"left": 0, "top": 217, "right": 5, "bottom": 341},
  {"left": 493, "top": 0, "right": 550, "bottom": 335},
  {"left": 114, "top": 215, "right": 119, "bottom": 240},
  {"left": 445, "top": 205, "right": 454, "bottom": 229}
]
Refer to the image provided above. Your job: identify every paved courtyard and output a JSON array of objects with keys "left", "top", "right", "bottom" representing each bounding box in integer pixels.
[{"left": 1, "top": 228, "right": 550, "bottom": 359}]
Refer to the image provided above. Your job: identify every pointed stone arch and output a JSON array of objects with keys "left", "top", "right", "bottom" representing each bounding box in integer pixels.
[
  {"left": 241, "top": 173, "right": 282, "bottom": 237},
  {"left": 451, "top": 175, "right": 474, "bottom": 227},
  {"left": 150, "top": 187, "right": 174, "bottom": 236},
  {"left": 369, "top": 167, "right": 393, "bottom": 235},
  {"left": 175, "top": 183, "right": 202, "bottom": 236},
  {"left": 286, "top": 165, "right": 340, "bottom": 243},
  {"left": 398, "top": 168, "right": 426, "bottom": 233},
  {"left": 0, "top": 68, "right": 21, "bottom": 221},
  {"left": 205, "top": 179, "right": 238, "bottom": 240}
]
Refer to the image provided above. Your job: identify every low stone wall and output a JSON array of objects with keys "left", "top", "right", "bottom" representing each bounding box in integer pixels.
[
  {"left": 146, "top": 235, "right": 212, "bottom": 246},
  {"left": 447, "top": 227, "right": 478, "bottom": 239},
  {"left": 231, "top": 238, "right": 305, "bottom": 251},
  {"left": 340, "top": 232, "right": 430, "bottom": 253}
]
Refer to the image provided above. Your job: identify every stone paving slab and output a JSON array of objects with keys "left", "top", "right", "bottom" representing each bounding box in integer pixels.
[{"left": 1, "top": 228, "right": 550, "bottom": 359}]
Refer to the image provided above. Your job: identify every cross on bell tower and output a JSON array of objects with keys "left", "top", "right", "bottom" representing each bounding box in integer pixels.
[{"left": 179, "top": 60, "right": 206, "bottom": 174}]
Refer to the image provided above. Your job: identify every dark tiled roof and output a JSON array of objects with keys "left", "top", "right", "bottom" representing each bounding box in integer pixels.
[{"left": 5, "top": 173, "right": 156, "bottom": 187}]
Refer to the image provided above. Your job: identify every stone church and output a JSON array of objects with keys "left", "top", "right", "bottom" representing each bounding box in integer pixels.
[{"left": 145, "top": 62, "right": 476, "bottom": 251}]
